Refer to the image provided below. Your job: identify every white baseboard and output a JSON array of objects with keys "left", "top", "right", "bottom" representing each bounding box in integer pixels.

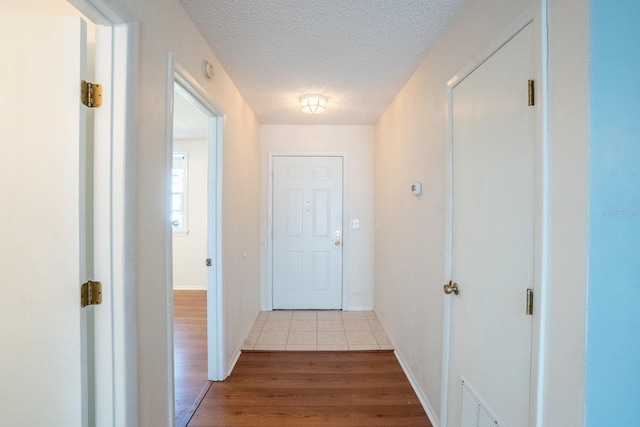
[
  {"left": 226, "top": 311, "right": 263, "bottom": 378},
  {"left": 173, "top": 285, "right": 207, "bottom": 291},
  {"left": 226, "top": 348, "right": 242, "bottom": 379},
  {"left": 393, "top": 349, "right": 441, "bottom": 427},
  {"left": 344, "top": 306, "right": 374, "bottom": 311}
]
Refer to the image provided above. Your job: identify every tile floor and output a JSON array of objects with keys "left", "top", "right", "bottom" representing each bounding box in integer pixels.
[{"left": 242, "top": 310, "right": 394, "bottom": 351}]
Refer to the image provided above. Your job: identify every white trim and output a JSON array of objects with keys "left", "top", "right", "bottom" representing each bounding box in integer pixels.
[
  {"left": 266, "top": 152, "right": 349, "bottom": 311},
  {"left": 165, "top": 54, "right": 176, "bottom": 426},
  {"left": 446, "top": 6, "right": 535, "bottom": 89},
  {"left": 227, "top": 348, "right": 242, "bottom": 378},
  {"left": 440, "top": 75, "right": 454, "bottom": 427},
  {"left": 394, "top": 350, "right": 440, "bottom": 427},
  {"left": 172, "top": 285, "right": 207, "bottom": 291},
  {"left": 65, "top": 1, "right": 138, "bottom": 425},
  {"left": 110, "top": 23, "right": 138, "bottom": 427},
  {"left": 532, "top": 2, "right": 549, "bottom": 426},
  {"left": 441, "top": 3, "right": 545, "bottom": 427},
  {"left": 343, "top": 306, "right": 374, "bottom": 311},
  {"left": 68, "top": 0, "right": 136, "bottom": 24}
]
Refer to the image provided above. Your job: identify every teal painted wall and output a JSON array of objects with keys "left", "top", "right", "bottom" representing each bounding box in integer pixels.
[{"left": 587, "top": 1, "right": 640, "bottom": 425}]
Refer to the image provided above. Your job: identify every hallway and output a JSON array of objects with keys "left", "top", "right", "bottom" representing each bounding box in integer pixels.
[
  {"left": 174, "top": 291, "right": 403, "bottom": 426},
  {"left": 188, "top": 350, "right": 432, "bottom": 426}
]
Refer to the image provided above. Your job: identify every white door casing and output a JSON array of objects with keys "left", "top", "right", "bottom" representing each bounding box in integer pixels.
[
  {"left": 272, "top": 156, "right": 343, "bottom": 309},
  {"left": 169, "top": 68, "right": 226, "bottom": 382},
  {"left": 0, "top": 10, "right": 88, "bottom": 426},
  {"left": 446, "top": 22, "right": 535, "bottom": 427}
]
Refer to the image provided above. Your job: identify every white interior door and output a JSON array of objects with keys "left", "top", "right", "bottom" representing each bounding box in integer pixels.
[
  {"left": 447, "top": 23, "right": 535, "bottom": 427},
  {"left": 272, "top": 156, "right": 343, "bottom": 309},
  {"left": 0, "top": 9, "right": 89, "bottom": 426}
]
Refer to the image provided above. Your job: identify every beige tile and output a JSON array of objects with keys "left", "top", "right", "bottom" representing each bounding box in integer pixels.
[
  {"left": 256, "top": 330, "right": 288, "bottom": 345},
  {"left": 373, "top": 330, "right": 393, "bottom": 349},
  {"left": 318, "top": 343, "right": 349, "bottom": 351},
  {"left": 253, "top": 343, "right": 286, "bottom": 351},
  {"left": 345, "top": 330, "right": 378, "bottom": 345},
  {"left": 317, "top": 311, "right": 342, "bottom": 321},
  {"left": 290, "top": 320, "right": 317, "bottom": 331},
  {"left": 367, "top": 318, "right": 384, "bottom": 331},
  {"left": 268, "top": 311, "right": 293, "bottom": 320},
  {"left": 348, "top": 344, "right": 380, "bottom": 350},
  {"left": 292, "top": 311, "right": 317, "bottom": 320},
  {"left": 246, "top": 309, "right": 391, "bottom": 352},
  {"left": 343, "top": 319, "right": 372, "bottom": 332},
  {"left": 252, "top": 317, "right": 267, "bottom": 331},
  {"left": 262, "top": 320, "right": 291, "bottom": 332},
  {"left": 318, "top": 331, "right": 347, "bottom": 346},
  {"left": 378, "top": 341, "right": 394, "bottom": 350},
  {"left": 373, "top": 329, "right": 390, "bottom": 343},
  {"left": 245, "top": 330, "right": 260, "bottom": 344},
  {"left": 317, "top": 320, "right": 344, "bottom": 332},
  {"left": 341, "top": 311, "right": 367, "bottom": 320},
  {"left": 286, "top": 344, "right": 317, "bottom": 351},
  {"left": 287, "top": 331, "right": 317, "bottom": 345}
]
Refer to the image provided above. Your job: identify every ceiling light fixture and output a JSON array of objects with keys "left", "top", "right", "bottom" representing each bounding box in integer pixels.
[{"left": 300, "top": 95, "right": 327, "bottom": 115}]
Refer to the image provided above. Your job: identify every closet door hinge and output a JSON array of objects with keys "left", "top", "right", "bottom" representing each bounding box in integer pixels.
[
  {"left": 527, "top": 80, "right": 535, "bottom": 107},
  {"left": 81, "top": 281, "right": 103, "bottom": 308},
  {"left": 81, "top": 80, "right": 103, "bottom": 108},
  {"left": 526, "top": 288, "right": 534, "bottom": 315}
]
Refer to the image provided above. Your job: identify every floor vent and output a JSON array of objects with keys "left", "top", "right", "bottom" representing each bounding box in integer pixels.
[{"left": 460, "top": 378, "right": 504, "bottom": 427}]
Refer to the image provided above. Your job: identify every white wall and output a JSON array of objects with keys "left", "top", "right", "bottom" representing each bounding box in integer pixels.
[
  {"left": 261, "top": 125, "right": 375, "bottom": 311},
  {"left": 543, "top": 1, "right": 589, "bottom": 425},
  {"left": 173, "top": 139, "right": 207, "bottom": 290},
  {"left": 108, "top": 0, "right": 263, "bottom": 425},
  {"left": 374, "top": 0, "right": 588, "bottom": 425}
]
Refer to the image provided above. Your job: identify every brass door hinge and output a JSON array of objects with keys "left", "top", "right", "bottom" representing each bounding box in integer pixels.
[
  {"left": 526, "top": 288, "right": 534, "bottom": 315},
  {"left": 81, "top": 281, "right": 103, "bottom": 308},
  {"left": 527, "top": 80, "right": 535, "bottom": 107},
  {"left": 81, "top": 80, "right": 103, "bottom": 108}
]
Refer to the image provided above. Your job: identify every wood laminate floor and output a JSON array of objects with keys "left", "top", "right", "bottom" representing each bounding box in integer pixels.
[
  {"left": 174, "top": 290, "right": 210, "bottom": 427},
  {"left": 188, "top": 350, "right": 433, "bottom": 427},
  {"left": 174, "top": 291, "right": 432, "bottom": 426}
]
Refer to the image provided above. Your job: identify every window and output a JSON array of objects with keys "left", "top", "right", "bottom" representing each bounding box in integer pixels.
[{"left": 172, "top": 151, "right": 188, "bottom": 235}]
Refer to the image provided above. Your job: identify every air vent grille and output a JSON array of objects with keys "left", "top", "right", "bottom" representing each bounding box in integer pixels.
[{"left": 459, "top": 378, "right": 504, "bottom": 427}]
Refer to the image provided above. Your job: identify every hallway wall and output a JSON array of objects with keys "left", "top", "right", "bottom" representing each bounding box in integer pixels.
[
  {"left": 115, "top": 0, "right": 262, "bottom": 425},
  {"left": 374, "top": 0, "right": 589, "bottom": 425},
  {"left": 374, "top": 1, "right": 534, "bottom": 423}
]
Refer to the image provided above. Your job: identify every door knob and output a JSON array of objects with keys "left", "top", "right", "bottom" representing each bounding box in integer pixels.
[
  {"left": 443, "top": 281, "right": 459, "bottom": 295},
  {"left": 335, "top": 240, "right": 342, "bottom": 247}
]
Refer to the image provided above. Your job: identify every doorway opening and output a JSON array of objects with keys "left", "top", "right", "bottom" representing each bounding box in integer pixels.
[{"left": 169, "top": 71, "right": 225, "bottom": 426}]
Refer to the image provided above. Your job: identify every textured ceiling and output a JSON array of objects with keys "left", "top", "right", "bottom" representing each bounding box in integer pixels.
[{"left": 178, "top": 0, "right": 467, "bottom": 125}]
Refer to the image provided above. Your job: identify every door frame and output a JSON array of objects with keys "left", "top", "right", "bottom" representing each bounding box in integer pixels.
[
  {"left": 440, "top": 3, "right": 549, "bottom": 427},
  {"left": 166, "top": 58, "right": 226, "bottom": 384},
  {"left": 66, "top": 0, "right": 139, "bottom": 425},
  {"left": 265, "top": 153, "right": 349, "bottom": 311}
]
